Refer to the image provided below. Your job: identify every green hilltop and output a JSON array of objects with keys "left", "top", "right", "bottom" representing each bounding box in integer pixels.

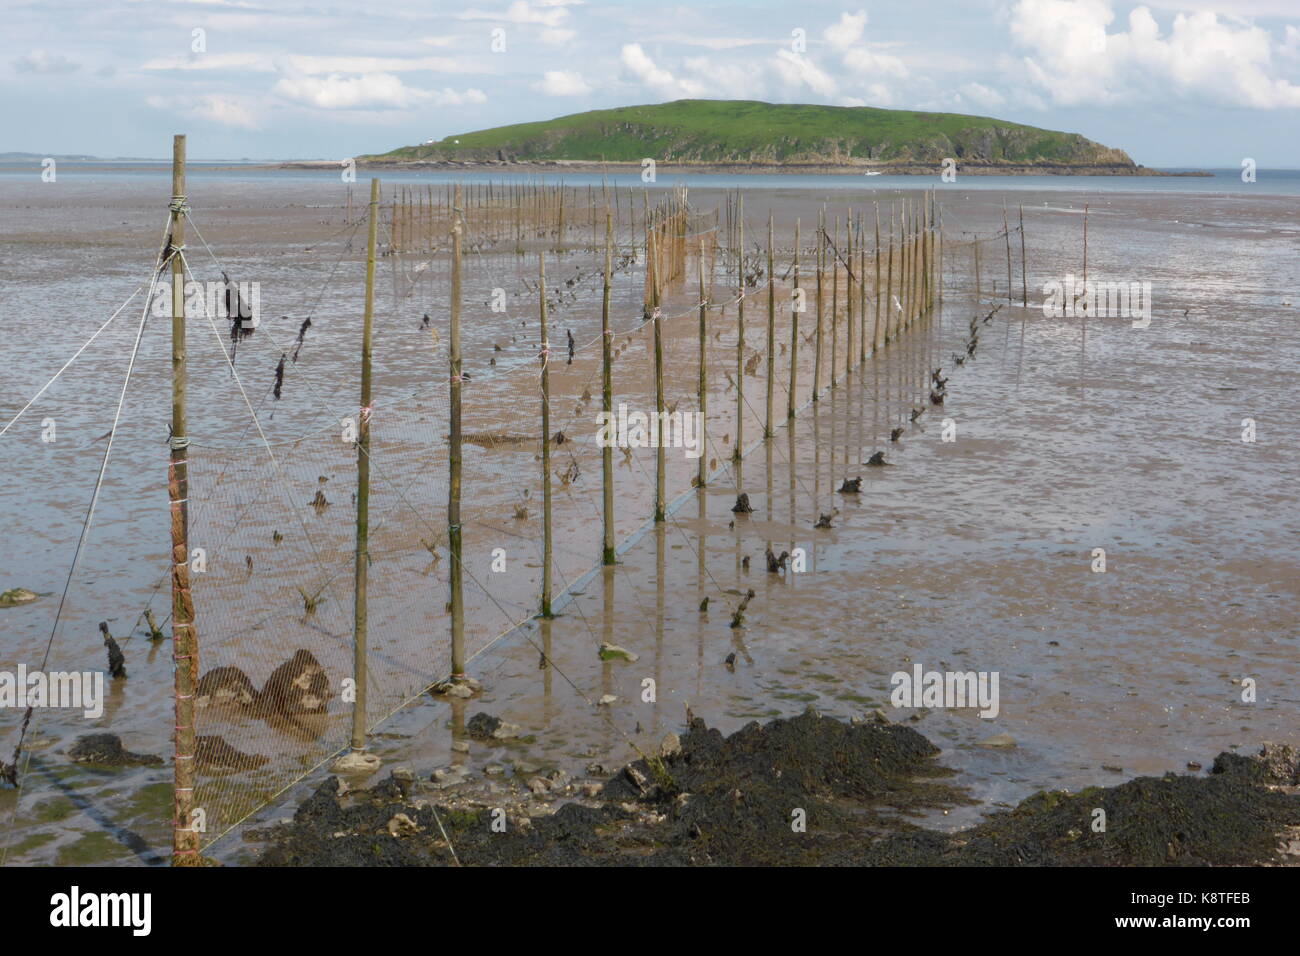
[{"left": 360, "top": 99, "right": 1137, "bottom": 168}]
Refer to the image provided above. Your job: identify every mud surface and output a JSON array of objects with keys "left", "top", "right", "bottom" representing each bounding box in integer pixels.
[
  {"left": 251, "top": 712, "right": 1300, "bottom": 866},
  {"left": 1, "top": 165, "right": 1296, "bottom": 864}
]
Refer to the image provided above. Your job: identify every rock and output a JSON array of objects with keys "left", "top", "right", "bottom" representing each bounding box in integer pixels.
[
  {"left": 466, "top": 712, "right": 502, "bottom": 740},
  {"left": 625, "top": 765, "right": 649, "bottom": 794},
  {"left": 660, "top": 732, "right": 682, "bottom": 758},
  {"left": 597, "top": 694, "right": 617, "bottom": 706},
  {"left": 598, "top": 643, "right": 638, "bottom": 663},
  {"left": 585, "top": 762, "right": 607, "bottom": 776},
  {"left": 546, "top": 769, "right": 570, "bottom": 789},
  {"left": 484, "top": 764, "right": 505, "bottom": 776},
  {"left": 386, "top": 813, "right": 419, "bottom": 837},
  {"left": 197, "top": 735, "right": 270, "bottom": 771},
  {"left": 512, "top": 760, "right": 540, "bottom": 776},
  {"left": 196, "top": 666, "right": 258, "bottom": 709},
  {"left": 979, "top": 733, "right": 1017, "bottom": 749},
  {"left": 0, "top": 588, "right": 38, "bottom": 607},
  {"left": 581, "top": 783, "right": 602, "bottom": 798},
  {"left": 492, "top": 722, "right": 522, "bottom": 740},
  {"left": 67, "top": 734, "right": 162, "bottom": 767},
  {"left": 258, "top": 649, "right": 331, "bottom": 715},
  {"left": 451, "top": 740, "right": 470, "bottom": 754},
  {"left": 330, "top": 750, "right": 381, "bottom": 775},
  {"left": 527, "top": 776, "right": 551, "bottom": 795}
]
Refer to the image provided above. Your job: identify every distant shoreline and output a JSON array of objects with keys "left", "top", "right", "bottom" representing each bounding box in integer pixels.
[{"left": 291, "top": 158, "right": 1210, "bottom": 177}]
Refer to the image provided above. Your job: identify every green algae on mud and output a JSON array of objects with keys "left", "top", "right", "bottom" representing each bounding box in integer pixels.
[{"left": 250, "top": 714, "right": 1300, "bottom": 867}]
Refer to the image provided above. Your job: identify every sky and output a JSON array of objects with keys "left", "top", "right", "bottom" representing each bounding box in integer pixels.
[{"left": 3, "top": 0, "right": 1299, "bottom": 166}]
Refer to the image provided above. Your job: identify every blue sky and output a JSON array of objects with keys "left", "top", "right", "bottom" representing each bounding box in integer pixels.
[{"left": 4, "top": 0, "right": 1299, "bottom": 165}]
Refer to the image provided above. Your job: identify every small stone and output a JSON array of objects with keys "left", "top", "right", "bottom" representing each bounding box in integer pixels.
[
  {"left": 451, "top": 741, "right": 470, "bottom": 754},
  {"left": 625, "top": 765, "right": 649, "bottom": 794},
  {"left": 0, "top": 588, "right": 38, "bottom": 607},
  {"left": 546, "top": 769, "right": 570, "bottom": 789},
  {"left": 331, "top": 751, "right": 382, "bottom": 775},
  {"left": 979, "top": 733, "right": 1017, "bottom": 749},
  {"left": 484, "top": 764, "right": 505, "bottom": 776},
  {"left": 387, "top": 813, "right": 419, "bottom": 837},
  {"left": 659, "top": 732, "right": 681, "bottom": 758},
  {"left": 491, "top": 722, "right": 522, "bottom": 740},
  {"left": 585, "top": 762, "right": 607, "bottom": 776},
  {"left": 466, "top": 713, "right": 502, "bottom": 740},
  {"left": 512, "top": 760, "right": 540, "bottom": 776},
  {"left": 582, "top": 783, "right": 601, "bottom": 798},
  {"left": 597, "top": 694, "right": 617, "bottom": 706},
  {"left": 527, "top": 776, "right": 551, "bottom": 795},
  {"left": 598, "top": 642, "right": 639, "bottom": 663}
]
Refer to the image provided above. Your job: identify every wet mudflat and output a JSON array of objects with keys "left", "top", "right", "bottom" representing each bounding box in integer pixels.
[{"left": 1, "top": 169, "right": 1296, "bottom": 864}]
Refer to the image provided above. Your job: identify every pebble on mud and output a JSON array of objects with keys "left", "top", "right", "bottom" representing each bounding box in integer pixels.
[{"left": 979, "top": 733, "right": 1017, "bottom": 749}]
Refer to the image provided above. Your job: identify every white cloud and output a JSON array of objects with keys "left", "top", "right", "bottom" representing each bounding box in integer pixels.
[
  {"left": 773, "top": 50, "right": 837, "bottom": 97},
  {"left": 620, "top": 43, "right": 705, "bottom": 98},
  {"left": 842, "top": 47, "right": 908, "bottom": 78},
  {"left": 459, "top": 1, "right": 571, "bottom": 27},
  {"left": 534, "top": 69, "right": 590, "bottom": 95},
  {"left": 1009, "top": 0, "right": 1300, "bottom": 109},
  {"left": 824, "top": 11, "right": 867, "bottom": 51},
  {"left": 146, "top": 93, "right": 261, "bottom": 129},
  {"left": 273, "top": 72, "right": 485, "bottom": 110},
  {"left": 14, "top": 50, "right": 80, "bottom": 74},
  {"left": 539, "top": 28, "right": 577, "bottom": 45}
]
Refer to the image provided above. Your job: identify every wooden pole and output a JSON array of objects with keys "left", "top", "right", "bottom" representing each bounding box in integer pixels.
[
  {"left": 830, "top": 216, "right": 839, "bottom": 384},
  {"left": 349, "top": 176, "right": 379, "bottom": 752},
  {"left": 698, "top": 238, "right": 708, "bottom": 486},
  {"left": 733, "top": 197, "right": 744, "bottom": 462},
  {"left": 651, "top": 229, "right": 665, "bottom": 521},
  {"left": 765, "top": 212, "right": 775, "bottom": 439},
  {"left": 168, "top": 134, "right": 199, "bottom": 867},
  {"left": 813, "top": 207, "right": 823, "bottom": 401},
  {"left": 601, "top": 212, "right": 615, "bottom": 564},
  {"left": 858, "top": 215, "right": 867, "bottom": 363},
  {"left": 448, "top": 185, "right": 466, "bottom": 677},
  {"left": 1019, "top": 203, "right": 1027, "bottom": 308},
  {"left": 539, "top": 252, "right": 554, "bottom": 616},
  {"left": 845, "top": 209, "right": 855, "bottom": 374},
  {"left": 1004, "top": 202, "right": 1013, "bottom": 306},
  {"left": 788, "top": 218, "right": 799, "bottom": 420},
  {"left": 874, "top": 202, "right": 882, "bottom": 350},
  {"left": 885, "top": 204, "right": 895, "bottom": 343}
]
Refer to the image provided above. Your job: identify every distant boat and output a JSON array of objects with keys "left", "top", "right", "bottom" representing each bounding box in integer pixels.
[{"left": 864, "top": 170, "right": 883, "bottom": 176}]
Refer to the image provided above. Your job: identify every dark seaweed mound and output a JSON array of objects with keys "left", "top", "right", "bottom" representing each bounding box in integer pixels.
[{"left": 252, "top": 714, "right": 1300, "bottom": 868}]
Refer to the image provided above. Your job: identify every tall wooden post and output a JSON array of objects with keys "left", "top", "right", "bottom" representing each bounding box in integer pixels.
[
  {"left": 764, "top": 212, "right": 775, "bottom": 438},
  {"left": 168, "top": 134, "right": 199, "bottom": 867},
  {"left": 845, "top": 209, "right": 855, "bottom": 374},
  {"left": 874, "top": 202, "right": 882, "bottom": 349},
  {"left": 813, "top": 207, "right": 824, "bottom": 400},
  {"left": 1003, "top": 202, "right": 1013, "bottom": 306},
  {"left": 885, "top": 204, "right": 895, "bottom": 342},
  {"left": 788, "top": 218, "right": 799, "bottom": 420},
  {"left": 349, "top": 177, "right": 379, "bottom": 752},
  {"left": 858, "top": 216, "right": 867, "bottom": 364},
  {"left": 539, "top": 253, "right": 554, "bottom": 616},
  {"left": 1019, "top": 203, "right": 1027, "bottom": 308},
  {"left": 697, "top": 239, "right": 708, "bottom": 486},
  {"left": 830, "top": 216, "right": 839, "bottom": 385},
  {"left": 601, "top": 212, "right": 615, "bottom": 564},
  {"left": 651, "top": 230, "right": 665, "bottom": 521},
  {"left": 733, "top": 197, "right": 744, "bottom": 462},
  {"left": 448, "top": 185, "right": 466, "bottom": 677}
]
